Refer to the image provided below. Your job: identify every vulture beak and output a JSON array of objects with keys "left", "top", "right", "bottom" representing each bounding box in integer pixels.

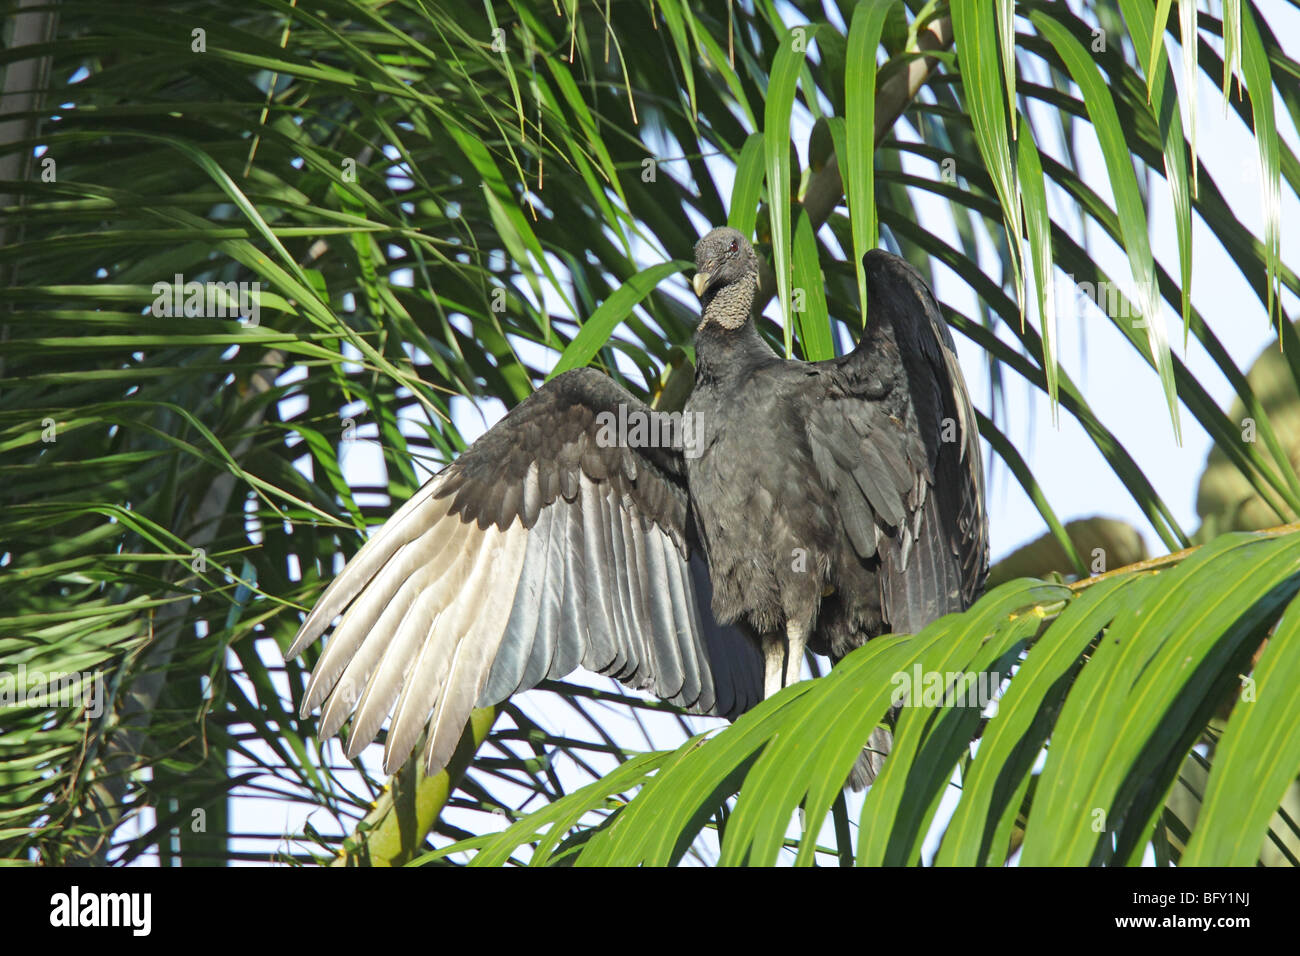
[{"left": 692, "top": 272, "right": 711, "bottom": 298}]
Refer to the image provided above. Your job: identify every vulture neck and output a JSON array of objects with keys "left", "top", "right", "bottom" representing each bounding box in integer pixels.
[{"left": 694, "top": 275, "right": 771, "bottom": 386}]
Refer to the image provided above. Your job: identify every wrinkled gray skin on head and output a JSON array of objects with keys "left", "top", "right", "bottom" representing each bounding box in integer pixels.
[{"left": 692, "top": 226, "right": 758, "bottom": 307}]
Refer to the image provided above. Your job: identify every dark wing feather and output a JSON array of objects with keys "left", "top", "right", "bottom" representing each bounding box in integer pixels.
[
  {"left": 806, "top": 250, "right": 988, "bottom": 788},
  {"left": 289, "top": 368, "right": 763, "bottom": 776},
  {"left": 861, "top": 249, "right": 988, "bottom": 628},
  {"left": 809, "top": 249, "right": 988, "bottom": 636}
]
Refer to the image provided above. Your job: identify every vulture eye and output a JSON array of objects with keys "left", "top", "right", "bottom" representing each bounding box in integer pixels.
[{"left": 728, "top": 238, "right": 739, "bottom": 254}]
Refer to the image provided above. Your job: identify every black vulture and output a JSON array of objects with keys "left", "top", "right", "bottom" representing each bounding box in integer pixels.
[{"left": 287, "top": 227, "right": 988, "bottom": 788}]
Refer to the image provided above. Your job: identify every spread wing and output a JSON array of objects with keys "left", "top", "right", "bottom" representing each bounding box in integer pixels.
[
  {"left": 808, "top": 248, "right": 988, "bottom": 635},
  {"left": 287, "top": 368, "right": 763, "bottom": 776}
]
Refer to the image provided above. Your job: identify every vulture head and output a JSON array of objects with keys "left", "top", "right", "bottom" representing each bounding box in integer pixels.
[{"left": 691, "top": 226, "right": 757, "bottom": 305}]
